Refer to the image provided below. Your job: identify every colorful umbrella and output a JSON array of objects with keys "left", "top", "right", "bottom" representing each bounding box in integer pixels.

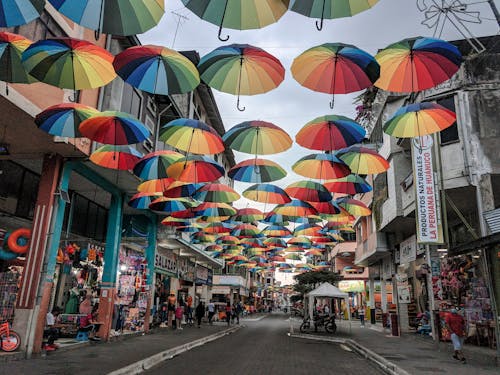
[
  {"left": 113, "top": 45, "right": 199, "bottom": 95},
  {"left": 293, "top": 224, "right": 322, "bottom": 237},
  {"left": 262, "top": 225, "right": 292, "bottom": 238},
  {"left": 203, "top": 222, "right": 232, "bottom": 234},
  {"left": 336, "top": 145, "right": 389, "bottom": 174},
  {"left": 193, "top": 202, "right": 237, "bottom": 217},
  {"left": 324, "top": 174, "right": 372, "bottom": 194},
  {"left": 198, "top": 44, "right": 285, "bottom": 111},
  {"left": 161, "top": 216, "right": 191, "bottom": 227},
  {"left": 308, "top": 200, "right": 341, "bottom": 215},
  {"left": 273, "top": 200, "right": 318, "bottom": 218},
  {"left": 0, "top": 0, "right": 44, "bottom": 27},
  {"left": 177, "top": 225, "right": 202, "bottom": 233},
  {"left": 128, "top": 192, "right": 162, "bottom": 210},
  {"left": 285, "top": 245, "right": 306, "bottom": 253},
  {"left": 240, "top": 238, "right": 265, "bottom": 248},
  {"left": 264, "top": 237, "right": 287, "bottom": 248},
  {"left": 292, "top": 153, "right": 350, "bottom": 180},
  {"left": 285, "top": 180, "right": 332, "bottom": 202},
  {"left": 232, "top": 208, "right": 264, "bottom": 223},
  {"left": 290, "top": 0, "right": 379, "bottom": 30},
  {"left": 230, "top": 224, "right": 262, "bottom": 238},
  {"left": 0, "top": 31, "right": 36, "bottom": 88},
  {"left": 287, "top": 236, "right": 312, "bottom": 248},
  {"left": 291, "top": 43, "right": 379, "bottom": 108},
  {"left": 22, "top": 37, "right": 116, "bottom": 90},
  {"left": 89, "top": 145, "right": 142, "bottom": 170},
  {"left": 205, "top": 244, "right": 223, "bottom": 252},
  {"left": 305, "top": 249, "right": 323, "bottom": 257},
  {"left": 181, "top": 0, "right": 289, "bottom": 41},
  {"left": 137, "top": 178, "right": 175, "bottom": 193},
  {"left": 35, "top": 103, "right": 99, "bottom": 138},
  {"left": 48, "top": 0, "right": 165, "bottom": 36},
  {"left": 337, "top": 197, "right": 371, "bottom": 216},
  {"left": 222, "top": 120, "right": 292, "bottom": 155},
  {"left": 261, "top": 212, "right": 289, "bottom": 225},
  {"left": 193, "top": 183, "right": 240, "bottom": 203},
  {"left": 197, "top": 215, "right": 230, "bottom": 223},
  {"left": 216, "top": 235, "right": 240, "bottom": 245},
  {"left": 163, "top": 181, "right": 204, "bottom": 199},
  {"left": 149, "top": 197, "right": 197, "bottom": 215},
  {"left": 228, "top": 158, "right": 286, "bottom": 183},
  {"left": 167, "top": 155, "right": 225, "bottom": 183},
  {"left": 190, "top": 232, "right": 216, "bottom": 244},
  {"left": 383, "top": 102, "right": 456, "bottom": 138},
  {"left": 79, "top": 111, "right": 150, "bottom": 145},
  {"left": 284, "top": 253, "right": 301, "bottom": 260},
  {"left": 159, "top": 118, "right": 224, "bottom": 155},
  {"left": 296, "top": 115, "right": 366, "bottom": 151},
  {"left": 133, "top": 150, "right": 184, "bottom": 180},
  {"left": 374, "top": 37, "right": 462, "bottom": 93},
  {"left": 242, "top": 183, "right": 291, "bottom": 204}
]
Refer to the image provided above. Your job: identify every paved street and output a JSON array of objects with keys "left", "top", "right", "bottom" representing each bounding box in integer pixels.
[{"left": 145, "top": 314, "right": 382, "bottom": 375}]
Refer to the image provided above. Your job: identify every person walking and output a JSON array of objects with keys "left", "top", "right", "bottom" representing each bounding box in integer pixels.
[
  {"left": 195, "top": 301, "right": 205, "bottom": 328},
  {"left": 175, "top": 303, "right": 184, "bottom": 330},
  {"left": 167, "top": 293, "right": 176, "bottom": 328},
  {"left": 233, "top": 301, "right": 242, "bottom": 324},
  {"left": 225, "top": 302, "right": 232, "bottom": 326},
  {"left": 358, "top": 305, "right": 366, "bottom": 327},
  {"left": 207, "top": 300, "right": 215, "bottom": 325},
  {"left": 445, "top": 308, "right": 466, "bottom": 363}
]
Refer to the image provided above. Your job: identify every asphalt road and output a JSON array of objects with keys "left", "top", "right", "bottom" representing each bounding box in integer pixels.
[{"left": 145, "top": 313, "right": 383, "bottom": 375}]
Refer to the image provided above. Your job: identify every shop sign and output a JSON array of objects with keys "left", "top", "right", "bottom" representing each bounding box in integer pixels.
[
  {"left": 195, "top": 266, "right": 209, "bottom": 285},
  {"left": 211, "top": 286, "right": 230, "bottom": 295},
  {"left": 411, "top": 136, "right": 444, "bottom": 244},
  {"left": 178, "top": 258, "right": 195, "bottom": 282},
  {"left": 339, "top": 280, "right": 365, "bottom": 293},
  {"left": 396, "top": 272, "right": 410, "bottom": 304},
  {"left": 399, "top": 235, "right": 417, "bottom": 264},
  {"left": 154, "top": 251, "right": 177, "bottom": 275}
]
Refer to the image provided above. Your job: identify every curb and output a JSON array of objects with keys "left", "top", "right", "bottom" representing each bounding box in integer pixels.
[
  {"left": 289, "top": 333, "right": 411, "bottom": 375},
  {"left": 107, "top": 325, "right": 242, "bottom": 375}
]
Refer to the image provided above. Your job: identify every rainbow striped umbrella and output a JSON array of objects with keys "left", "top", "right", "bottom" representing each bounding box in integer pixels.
[
  {"left": 296, "top": 115, "right": 366, "bottom": 151},
  {"left": 223, "top": 120, "right": 292, "bottom": 155},
  {"left": 264, "top": 237, "right": 287, "bottom": 248},
  {"left": 182, "top": 0, "right": 289, "bottom": 41},
  {"left": 167, "top": 155, "right": 225, "bottom": 183},
  {"left": 203, "top": 222, "right": 233, "bottom": 234},
  {"left": 113, "top": 45, "right": 199, "bottom": 95},
  {"left": 291, "top": 43, "right": 379, "bottom": 108},
  {"left": 228, "top": 158, "right": 286, "bottom": 183},
  {"left": 163, "top": 181, "right": 204, "bottom": 199},
  {"left": 79, "top": 111, "right": 150, "bottom": 145},
  {"left": 197, "top": 215, "right": 230, "bottom": 223},
  {"left": 190, "top": 232, "right": 216, "bottom": 244},
  {"left": 262, "top": 225, "right": 292, "bottom": 238},
  {"left": 290, "top": 0, "right": 379, "bottom": 29},
  {"left": 337, "top": 197, "right": 371, "bottom": 216},
  {"left": 292, "top": 153, "right": 350, "bottom": 180},
  {"left": 242, "top": 183, "right": 291, "bottom": 204},
  {"left": 193, "top": 183, "right": 240, "bottom": 203},
  {"left": 375, "top": 37, "right": 462, "bottom": 93},
  {"left": 22, "top": 37, "right": 116, "bottom": 90},
  {"left": 205, "top": 244, "right": 223, "bottom": 252},
  {"left": 231, "top": 224, "right": 262, "bottom": 238},
  {"left": 285, "top": 180, "right": 332, "bottom": 202},
  {"left": 271, "top": 255, "right": 286, "bottom": 262},
  {"left": 240, "top": 238, "right": 266, "bottom": 248},
  {"left": 294, "top": 224, "right": 322, "bottom": 237},
  {"left": 321, "top": 208, "right": 355, "bottom": 224},
  {"left": 285, "top": 246, "right": 305, "bottom": 253},
  {"left": 295, "top": 215, "right": 323, "bottom": 224},
  {"left": 284, "top": 253, "right": 301, "bottom": 261},
  {"left": 216, "top": 235, "right": 240, "bottom": 245},
  {"left": 176, "top": 224, "right": 202, "bottom": 233},
  {"left": 287, "top": 236, "right": 312, "bottom": 248},
  {"left": 383, "top": 102, "right": 456, "bottom": 138},
  {"left": 336, "top": 146, "right": 389, "bottom": 174},
  {"left": 194, "top": 202, "right": 237, "bottom": 217},
  {"left": 261, "top": 212, "right": 289, "bottom": 225},
  {"left": 159, "top": 118, "right": 224, "bottom": 155},
  {"left": 48, "top": 0, "right": 165, "bottom": 36},
  {"left": 171, "top": 209, "right": 197, "bottom": 219},
  {"left": 89, "top": 145, "right": 142, "bottom": 170},
  {"left": 149, "top": 197, "right": 197, "bottom": 215},
  {"left": 35, "top": 103, "right": 99, "bottom": 138},
  {"left": 133, "top": 150, "right": 184, "bottom": 180},
  {"left": 273, "top": 200, "right": 318, "bottom": 218},
  {"left": 305, "top": 249, "right": 323, "bottom": 257},
  {"left": 324, "top": 174, "right": 372, "bottom": 195},
  {"left": 232, "top": 208, "right": 264, "bottom": 223},
  {"left": 128, "top": 192, "right": 162, "bottom": 210},
  {"left": 161, "top": 217, "right": 191, "bottom": 227},
  {"left": 198, "top": 44, "right": 285, "bottom": 111},
  {"left": 0, "top": 0, "right": 44, "bottom": 27},
  {"left": 137, "top": 178, "right": 175, "bottom": 194},
  {"left": 0, "top": 31, "right": 36, "bottom": 85}
]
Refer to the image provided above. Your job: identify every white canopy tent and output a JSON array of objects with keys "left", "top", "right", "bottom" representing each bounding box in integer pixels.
[{"left": 306, "top": 282, "right": 351, "bottom": 330}]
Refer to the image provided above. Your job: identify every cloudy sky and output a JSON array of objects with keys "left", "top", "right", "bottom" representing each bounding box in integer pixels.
[{"left": 141, "top": 0, "right": 499, "bottom": 211}]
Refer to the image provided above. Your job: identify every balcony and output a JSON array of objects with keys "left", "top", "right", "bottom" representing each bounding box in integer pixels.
[{"left": 354, "top": 232, "right": 389, "bottom": 267}]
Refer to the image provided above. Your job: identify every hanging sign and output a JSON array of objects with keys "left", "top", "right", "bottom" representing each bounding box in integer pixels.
[
  {"left": 399, "top": 235, "right": 417, "bottom": 264},
  {"left": 412, "top": 136, "right": 444, "bottom": 244}
]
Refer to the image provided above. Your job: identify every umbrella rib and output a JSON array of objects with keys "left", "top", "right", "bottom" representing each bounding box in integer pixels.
[
  {"left": 330, "top": 55, "right": 338, "bottom": 109},
  {"left": 236, "top": 56, "right": 245, "bottom": 111},
  {"left": 218, "top": 0, "right": 230, "bottom": 42}
]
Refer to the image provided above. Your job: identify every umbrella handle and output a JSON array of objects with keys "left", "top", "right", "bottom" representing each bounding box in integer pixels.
[
  {"left": 218, "top": 24, "right": 230, "bottom": 42},
  {"left": 237, "top": 96, "right": 245, "bottom": 112},
  {"left": 315, "top": 18, "right": 324, "bottom": 31},
  {"left": 68, "top": 91, "right": 77, "bottom": 103},
  {"left": 329, "top": 96, "right": 335, "bottom": 110},
  {"left": 316, "top": 0, "right": 326, "bottom": 31}
]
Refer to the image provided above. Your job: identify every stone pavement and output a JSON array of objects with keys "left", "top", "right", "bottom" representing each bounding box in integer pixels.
[{"left": 291, "top": 317, "right": 498, "bottom": 374}]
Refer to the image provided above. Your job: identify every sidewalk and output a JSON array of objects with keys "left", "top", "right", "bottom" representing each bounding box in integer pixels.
[
  {"left": 291, "top": 318, "right": 498, "bottom": 374},
  {"left": 0, "top": 324, "right": 233, "bottom": 375}
]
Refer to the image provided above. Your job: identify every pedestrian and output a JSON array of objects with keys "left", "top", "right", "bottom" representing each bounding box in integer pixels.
[
  {"left": 358, "top": 305, "right": 365, "bottom": 327},
  {"left": 167, "top": 293, "right": 176, "bottom": 328},
  {"left": 445, "top": 308, "right": 466, "bottom": 364},
  {"left": 225, "top": 302, "right": 232, "bottom": 326},
  {"left": 233, "top": 301, "right": 242, "bottom": 324},
  {"left": 43, "top": 307, "right": 61, "bottom": 351},
  {"left": 195, "top": 301, "right": 205, "bottom": 328},
  {"left": 207, "top": 300, "right": 215, "bottom": 325},
  {"left": 186, "top": 295, "right": 193, "bottom": 326},
  {"left": 175, "top": 303, "right": 184, "bottom": 330}
]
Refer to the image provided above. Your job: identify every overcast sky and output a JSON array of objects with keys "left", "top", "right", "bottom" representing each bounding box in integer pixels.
[{"left": 141, "top": 0, "right": 499, "bottom": 212}]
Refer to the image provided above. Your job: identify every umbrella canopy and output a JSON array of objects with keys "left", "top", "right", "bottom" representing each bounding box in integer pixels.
[
  {"left": 0, "top": 0, "right": 44, "bottom": 27},
  {"left": 181, "top": 0, "right": 289, "bottom": 41},
  {"left": 193, "top": 202, "right": 237, "bottom": 217},
  {"left": 336, "top": 145, "right": 389, "bottom": 174},
  {"left": 264, "top": 237, "right": 287, "bottom": 248},
  {"left": 167, "top": 155, "right": 225, "bottom": 183},
  {"left": 137, "top": 178, "right": 175, "bottom": 193},
  {"left": 133, "top": 150, "right": 184, "bottom": 180},
  {"left": 292, "top": 153, "right": 350, "bottom": 180},
  {"left": 285, "top": 180, "right": 332, "bottom": 202},
  {"left": 22, "top": 37, "right": 116, "bottom": 90},
  {"left": 193, "top": 183, "right": 240, "bottom": 203},
  {"left": 261, "top": 212, "right": 289, "bottom": 225},
  {"left": 228, "top": 158, "right": 286, "bottom": 183},
  {"left": 273, "top": 200, "right": 318, "bottom": 218},
  {"left": 223, "top": 120, "right": 292, "bottom": 155},
  {"left": 205, "top": 244, "right": 223, "bottom": 252},
  {"left": 128, "top": 192, "right": 162, "bottom": 210},
  {"left": 383, "top": 102, "right": 456, "bottom": 138},
  {"left": 35, "top": 103, "right": 99, "bottom": 138},
  {"left": 159, "top": 118, "right": 224, "bottom": 155},
  {"left": 198, "top": 44, "right": 285, "bottom": 111},
  {"left": 262, "top": 225, "right": 292, "bottom": 238},
  {"left": 203, "top": 222, "right": 232, "bottom": 234},
  {"left": 149, "top": 197, "right": 197, "bottom": 215},
  {"left": 232, "top": 208, "right": 264, "bottom": 223},
  {"left": 290, "top": 0, "right": 379, "bottom": 30},
  {"left": 230, "top": 224, "right": 262, "bottom": 238},
  {"left": 296, "top": 115, "right": 366, "bottom": 151},
  {"left": 161, "top": 216, "right": 191, "bottom": 227},
  {"left": 163, "top": 181, "right": 204, "bottom": 199},
  {"left": 89, "top": 145, "right": 142, "bottom": 170},
  {"left": 190, "top": 232, "right": 216, "bottom": 244},
  {"left": 291, "top": 43, "right": 379, "bottom": 108},
  {"left": 337, "top": 197, "right": 371, "bottom": 216},
  {"left": 284, "top": 253, "right": 301, "bottom": 260},
  {"left": 113, "top": 45, "right": 200, "bottom": 95},
  {"left": 294, "top": 224, "right": 322, "bottom": 237},
  {"left": 287, "top": 236, "right": 312, "bottom": 248},
  {"left": 305, "top": 249, "right": 324, "bottom": 257},
  {"left": 308, "top": 200, "right": 341, "bottom": 215},
  {"left": 324, "top": 174, "right": 372, "bottom": 194},
  {"left": 242, "top": 183, "right": 291, "bottom": 204},
  {"left": 375, "top": 37, "right": 462, "bottom": 93},
  {"left": 48, "top": 0, "right": 165, "bottom": 36},
  {"left": 0, "top": 31, "right": 36, "bottom": 84},
  {"left": 216, "top": 235, "right": 240, "bottom": 245},
  {"left": 177, "top": 225, "right": 202, "bottom": 233},
  {"left": 79, "top": 111, "right": 150, "bottom": 145},
  {"left": 240, "top": 238, "right": 265, "bottom": 248}
]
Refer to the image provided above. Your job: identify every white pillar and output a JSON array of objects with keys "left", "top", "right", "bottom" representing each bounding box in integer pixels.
[{"left": 369, "top": 277, "right": 376, "bottom": 324}]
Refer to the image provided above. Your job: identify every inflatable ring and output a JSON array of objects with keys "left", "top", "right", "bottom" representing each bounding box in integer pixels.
[
  {"left": 7, "top": 228, "right": 31, "bottom": 254},
  {"left": 0, "top": 232, "right": 18, "bottom": 260}
]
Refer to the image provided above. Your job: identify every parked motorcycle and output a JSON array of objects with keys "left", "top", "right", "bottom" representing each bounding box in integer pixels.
[{"left": 300, "top": 314, "right": 336, "bottom": 334}]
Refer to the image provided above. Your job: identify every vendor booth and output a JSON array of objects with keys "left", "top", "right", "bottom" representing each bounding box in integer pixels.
[{"left": 306, "top": 282, "right": 351, "bottom": 331}]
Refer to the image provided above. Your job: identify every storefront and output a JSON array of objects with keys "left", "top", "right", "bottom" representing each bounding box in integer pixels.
[
  {"left": 195, "top": 265, "right": 213, "bottom": 303},
  {"left": 153, "top": 247, "right": 178, "bottom": 309}
]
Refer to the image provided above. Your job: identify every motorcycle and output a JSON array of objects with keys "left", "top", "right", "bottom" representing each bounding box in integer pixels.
[{"left": 300, "top": 314, "right": 336, "bottom": 334}]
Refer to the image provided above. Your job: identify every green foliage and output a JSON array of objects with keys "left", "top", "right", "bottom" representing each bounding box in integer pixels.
[{"left": 292, "top": 270, "right": 343, "bottom": 297}]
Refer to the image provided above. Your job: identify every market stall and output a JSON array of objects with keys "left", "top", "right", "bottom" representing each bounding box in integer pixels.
[{"left": 306, "top": 282, "right": 351, "bottom": 331}]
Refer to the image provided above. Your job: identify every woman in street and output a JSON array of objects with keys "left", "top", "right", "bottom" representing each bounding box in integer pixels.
[
  {"left": 195, "top": 301, "right": 205, "bottom": 328},
  {"left": 225, "top": 302, "right": 232, "bottom": 326},
  {"left": 358, "top": 305, "right": 366, "bottom": 327}
]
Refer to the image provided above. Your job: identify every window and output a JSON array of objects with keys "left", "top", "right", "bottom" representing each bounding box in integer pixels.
[
  {"left": 63, "top": 193, "right": 109, "bottom": 241},
  {"left": 121, "top": 83, "right": 142, "bottom": 119},
  {"left": 436, "top": 96, "right": 459, "bottom": 144}
]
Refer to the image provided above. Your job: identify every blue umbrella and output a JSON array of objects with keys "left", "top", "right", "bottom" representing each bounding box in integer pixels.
[{"left": 0, "top": 0, "right": 44, "bottom": 27}]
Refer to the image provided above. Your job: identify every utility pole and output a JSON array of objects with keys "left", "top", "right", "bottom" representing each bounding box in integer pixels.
[
  {"left": 171, "top": 11, "right": 189, "bottom": 48},
  {"left": 487, "top": 0, "right": 500, "bottom": 26}
]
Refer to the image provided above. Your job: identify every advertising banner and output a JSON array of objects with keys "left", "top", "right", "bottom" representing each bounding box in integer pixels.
[
  {"left": 399, "top": 235, "right": 417, "bottom": 264},
  {"left": 154, "top": 250, "right": 177, "bottom": 276}
]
